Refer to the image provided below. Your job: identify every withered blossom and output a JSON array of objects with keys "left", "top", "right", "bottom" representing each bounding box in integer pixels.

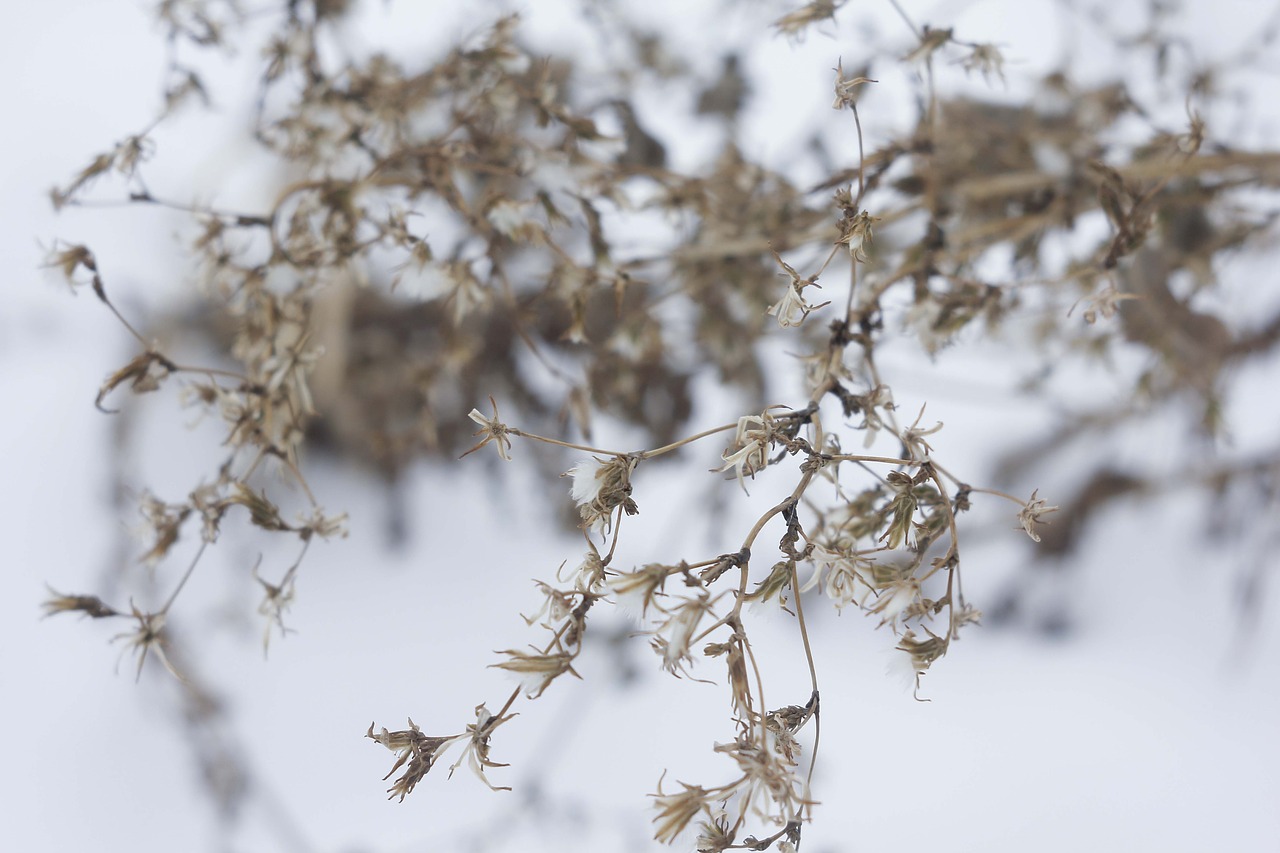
[
  {"left": 803, "top": 545, "right": 868, "bottom": 606},
  {"left": 42, "top": 588, "right": 118, "bottom": 619},
  {"left": 42, "top": 242, "right": 97, "bottom": 284},
  {"left": 365, "top": 719, "right": 454, "bottom": 802},
  {"left": 867, "top": 576, "right": 922, "bottom": 630},
  {"left": 651, "top": 781, "right": 714, "bottom": 845},
  {"left": 295, "top": 507, "right": 348, "bottom": 540},
  {"left": 705, "top": 632, "right": 752, "bottom": 718},
  {"left": 713, "top": 735, "right": 805, "bottom": 823},
  {"left": 462, "top": 397, "right": 513, "bottom": 461},
  {"left": 655, "top": 594, "right": 714, "bottom": 675},
  {"left": 609, "top": 563, "right": 674, "bottom": 616},
  {"left": 880, "top": 471, "right": 921, "bottom": 550},
  {"left": 489, "top": 648, "right": 580, "bottom": 698},
  {"left": 96, "top": 350, "right": 175, "bottom": 412},
  {"left": 856, "top": 384, "right": 895, "bottom": 448},
  {"left": 560, "top": 547, "right": 607, "bottom": 595},
  {"left": 744, "top": 560, "right": 795, "bottom": 608},
  {"left": 695, "top": 812, "right": 736, "bottom": 853},
  {"left": 444, "top": 704, "right": 512, "bottom": 792},
  {"left": 960, "top": 43, "right": 1006, "bottom": 83},
  {"left": 716, "top": 413, "right": 777, "bottom": 491},
  {"left": 254, "top": 562, "right": 296, "bottom": 657},
  {"left": 136, "top": 493, "right": 191, "bottom": 567},
  {"left": 836, "top": 208, "right": 876, "bottom": 261},
  {"left": 772, "top": 0, "right": 841, "bottom": 39},
  {"left": 832, "top": 60, "right": 875, "bottom": 110},
  {"left": 1077, "top": 283, "right": 1138, "bottom": 324},
  {"left": 112, "top": 603, "right": 181, "bottom": 682},
  {"left": 901, "top": 405, "right": 943, "bottom": 461},
  {"left": 521, "top": 580, "right": 577, "bottom": 628},
  {"left": 766, "top": 249, "right": 829, "bottom": 328},
  {"left": 902, "top": 26, "right": 954, "bottom": 65},
  {"left": 891, "top": 629, "right": 948, "bottom": 699},
  {"left": 1017, "top": 490, "right": 1059, "bottom": 542},
  {"left": 565, "top": 455, "right": 639, "bottom": 533}
]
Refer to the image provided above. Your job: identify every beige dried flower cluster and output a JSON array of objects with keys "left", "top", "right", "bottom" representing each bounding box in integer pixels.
[{"left": 41, "top": 0, "right": 1280, "bottom": 847}]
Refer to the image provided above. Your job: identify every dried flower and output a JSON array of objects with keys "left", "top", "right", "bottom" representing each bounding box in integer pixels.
[
  {"left": 1075, "top": 283, "right": 1137, "bottom": 324},
  {"left": 224, "top": 484, "right": 291, "bottom": 533},
  {"left": 880, "top": 471, "right": 921, "bottom": 550},
  {"left": 836, "top": 208, "right": 876, "bottom": 261},
  {"left": 489, "top": 648, "right": 580, "bottom": 698},
  {"left": 521, "top": 580, "right": 576, "bottom": 627},
  {"left": 443, "top": 260, "right": 492, "bottom": 324},
  {"left": 705, "top": 632, "right": 751, "bottom": 717},
  {"left": 696, "top": 812, "right": 736, "bottom": 853},
  {"left": 1017, "top": 489, "right": 1059, "bottom": 542},
  {"left": 772, "top": 1, "right": 840, "bottom": 39},
  {"left": 96, "top": 350, "right": 175, "bottom": 412},
  {"left": 744, "top": 560, "right": 795, "bottom": 608},
  {"left": 610, "top": 563, "right": 675, "bottom": 616},
  {"left": 295, "top": 507, "right": 349, "bottom": 540},
  {"left": 716, "top": 413, "right": 777, "bottom": 492},
  {"left": 867, "top": 575, "right": 921, "bottom": 630},
  {"left": 902, "top": 26, "right": 953, "bottom": 65},
  {"left": 766, "top": 249, "right": 828, "bottom": 327},
  {"left": 651, "top": 780, "right": 713, "bottom": 844},
  {"left": 654, "top": 594, "right": 714, "bottom": 675},
  {"left": 713, "top": 735, "right": 804, "bottom": 822},
  {"left": 462, "top": 396, "right": 513, "bottom": 461},
  {"left": 809, "top": 547, "right": 872, "bottom": 610},
  {"left": 855, "top": 384, "right": 895, "bottom": 448},
  {"left": 43, "top": 242, "right": 97, "bottom": 285},
  {"left": 366, "top": 719, "right": 453, "bottom": 801},
  {"left": 832, "top": 60, "right": 875, "bottom": 110},
  {"left": 486, "top": 198, "right": 541, "bottom": 241},
  {"left": 112, "top": 603, "right": 181, "bottom": 682},
  {"left": 42, "top": 587, "right": 118, "bottom": 619},
  {"left": 136, "top": 493, "right": 191, "bottom": 567},
  {"left": 904, "top": 297, "right": 948, "bottom": 355},
  {"left": 901, "top": 405, "right": 943, "bottom": 461},
  {"left": 960, "top": 43, "right": 1006, "bottom": 83},
  {"left": 254, "top": 562, "right": 296, "bottom": 657},
  {"left": 561, "top": 547, "right": 607, "bottom": 595},
  {"left": 445, "top": 704, "right": 512, "bottom": 791},
  {"left": 890, "top": 629, "right": 947, "bottom": 699},
  {"left": 565, "top": 455, "right": 639, "bottom": 532}
]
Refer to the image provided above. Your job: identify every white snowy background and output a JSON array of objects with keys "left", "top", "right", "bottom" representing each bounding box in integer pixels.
[{"left": 3, "top": 1, "right": 1279, "bottom": 851}]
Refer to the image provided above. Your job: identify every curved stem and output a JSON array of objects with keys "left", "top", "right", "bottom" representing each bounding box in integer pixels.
[
  {"left": 159, "top": 540, "right": 208, "bottom": 615},
  {"left": 508, "top": 428, "right": 624, "bottom": 456},
  {"left": 968, "top": 485, "right": 1025, "bottom": 505},
  {"left": 637, "top": 422, "right": 738, "bottom": 460}
]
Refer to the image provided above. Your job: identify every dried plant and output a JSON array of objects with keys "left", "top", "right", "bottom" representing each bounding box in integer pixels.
[{"left": 41, "top": 0, "right": 1280, "bottom": 849}]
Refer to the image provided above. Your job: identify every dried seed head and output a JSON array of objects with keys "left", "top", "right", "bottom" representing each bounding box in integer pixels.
[
  {"left": 42, "top": 588, "right": 119, "bottom": 619},
  {"left": 960, "top": 43, "right": 1006, "bottom": 84},
  {"left": 651, "top": 781, "right": 714, "bottom": 844},
  {"left": 462, "top": 396, "right": 513, "bottom": 461},
  {"left": 772, "top": 0, "right": 840, "bottom": 40},
  {"left": 489, "top": 648, "right": 580, "bottom": 698},
  {"left": 832, "top": 60, "right": 875, "bottom": 110},
  {"left": 902, "top": 26, "right": 954, "bottom": 65},
  {"left": 1017, "top": 489, "right": 1059, "bottom": 542},
  {"left": 565, "top": 455, "right": 639, "bottom": 532}
]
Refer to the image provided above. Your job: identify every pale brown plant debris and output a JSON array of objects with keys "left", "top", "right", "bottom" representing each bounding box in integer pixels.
[
  {"left": 42, "top": 588, "right": 119, "bottom": 619},
  {"left": 773, "top": 1, "right": 842, "bottom": 39}
]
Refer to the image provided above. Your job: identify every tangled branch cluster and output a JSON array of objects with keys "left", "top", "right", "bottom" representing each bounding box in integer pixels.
[{"left": 42, "top": 0, "right": 1280, "bottom": 848}]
